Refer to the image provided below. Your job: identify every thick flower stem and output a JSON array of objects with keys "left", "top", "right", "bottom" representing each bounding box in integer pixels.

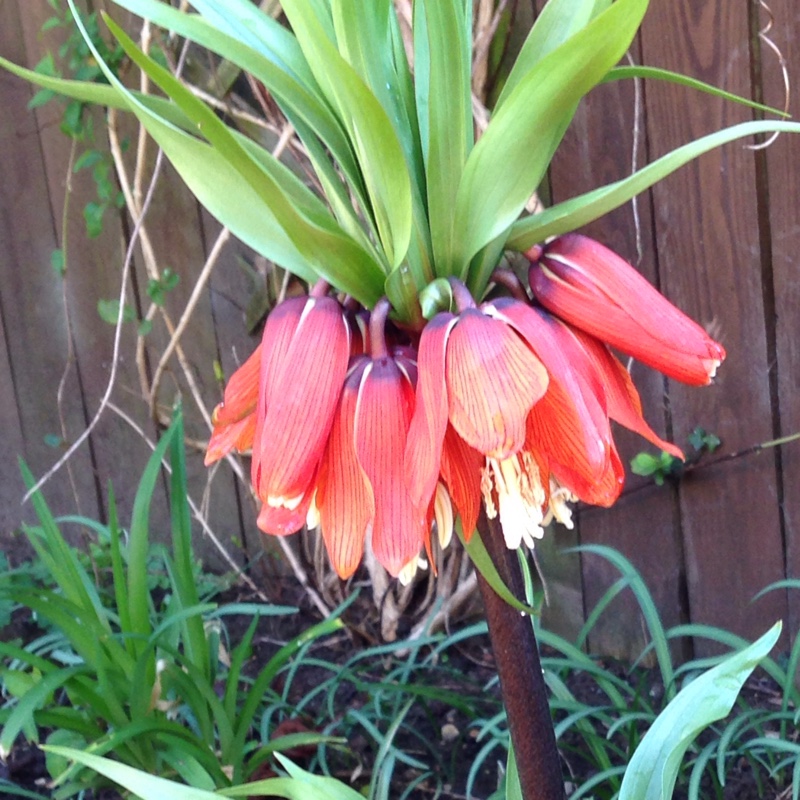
[{"left": 475, "top": 512, "right": 565, "bottom": 800}]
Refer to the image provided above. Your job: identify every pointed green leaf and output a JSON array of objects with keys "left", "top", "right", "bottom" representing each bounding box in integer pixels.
[
  {"left": 496, "top": 0, "right": 609, "bottom": 109},
  {"left": 605, "top": 65, "right": 790, "bottom": 117},
  {"left": 280, "top": 0, "right": 413, "bottom": 268},
  {"left": 619, "top": 622, "right": 782, "bottom": 800},
  {"left": 458, "top": 525, "right": 538, "bottom": 616},
  {"left": 111, "top": 0, "right": 370, "bottom": 232},
  {"left": 506, "top": 119, "right": 800, "bottom": 249},
  {"left": 454, "top": 0, "right": 648, "bottom": 272},
  {"left": 81, "top": 8, "right": 386, "bottom": 305}
]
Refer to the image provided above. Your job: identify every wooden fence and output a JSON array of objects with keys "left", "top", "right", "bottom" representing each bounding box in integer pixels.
[{"left": 1, "top": 0, "right": 799, "bottom": 661}]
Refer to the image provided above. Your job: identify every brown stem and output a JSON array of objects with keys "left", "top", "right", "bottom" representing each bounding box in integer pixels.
[{"left": 475, "top": 511, "right": 565, "bottom": 800}]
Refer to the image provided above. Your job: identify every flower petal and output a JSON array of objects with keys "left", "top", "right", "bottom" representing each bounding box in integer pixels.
[
  {"left": 439, "top": 425, "right": 483, "bottom": 540},
  {"left": 573, "top": 330, "right": 684, "bottom": 460},
  {"left": 446, "top": 309, "right": 549, "bottom": 459},
  {"left": 530, "top": 234, "right": 725, "bottom": 386},
  {"left": 316, "top": 359, "right": 373, "bottom": 579},
  {"left": 355, "top": 359, "right": 427, "bottom": 577},
  {"left": 404, "top": 313, "right": 457, "bottom": 510},
  {"left": 253, "top": 296, "right": 350, "bottom": 506},
  {"left": 257, "top": 478, "right": 316, "bottom": 537},
  {"left": 205, "top": 411, "right": 257, "bottom": 466},
  {"left": 488, "top": 300, "right": 609, "bottom": 479}
]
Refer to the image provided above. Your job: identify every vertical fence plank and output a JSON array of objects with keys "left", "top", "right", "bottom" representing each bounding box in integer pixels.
[
  {"left": 133, "top": 156, "right": 246, "bottom": 570},
  {"left": 0, "top": 0, "right": 102, "bottom": 538},
  {"left": 764, "top": 5, "right": 800, "bottom": 636},
  {"left": 639, "top": 0, "right": 787, "bottom": 652},
  {"left": 543, "top": 56, "right": 690, "bottom": 659}
]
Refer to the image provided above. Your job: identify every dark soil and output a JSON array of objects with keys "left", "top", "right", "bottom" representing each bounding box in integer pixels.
[{"left": 0, "top": 580, "right": 790, "bottom": 800}]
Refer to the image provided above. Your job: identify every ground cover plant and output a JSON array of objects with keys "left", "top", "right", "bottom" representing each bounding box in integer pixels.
[
  {"left": 2, "top": 0, "right": 800, "bottom": 798},
  {"left": 0, "top": 415, "right": 795, "bottom": 798}
]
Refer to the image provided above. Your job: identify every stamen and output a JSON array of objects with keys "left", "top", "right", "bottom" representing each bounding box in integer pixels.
[
  {"left": 485, "top": 455, "right": 546, "bottom": 550},
  {"left": 543, "top": 480, "right": 577, "bottom": 529}
]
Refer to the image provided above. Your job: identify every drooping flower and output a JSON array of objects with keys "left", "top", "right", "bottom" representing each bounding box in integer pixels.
[
  {"left": 404, "top": 282, "right": 550, "bottom": 526},
  {"left": 249, "top": 290, "right": 350, "bottom": 522},
  {"left": 527, "top": 233, "right": 725, "bottom": 385}
]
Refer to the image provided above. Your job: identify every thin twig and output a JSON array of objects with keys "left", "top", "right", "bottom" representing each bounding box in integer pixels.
[{"left": 22, "top": 132, "right": 165, "bottom": 505}]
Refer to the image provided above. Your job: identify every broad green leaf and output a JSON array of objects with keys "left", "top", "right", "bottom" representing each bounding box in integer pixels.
[
  {"left": 619, "top": 622, "right": 782, "bottom": 800},
  {"left": 453, "top": 0, "right": 648, "bottom": 274},
  {"left": 280, "top": 0, "right": 413, "bottom": 268},
  {"left": 496, "top": 0, "right": 609, "bottom": 109},
  {"left": 222, "top": 754, "right": 364, "bottom": 799},
  {"left": 43, "top": 747, "right": 224, "bottom": 800},
  {"left": 414, "top": 0, "right": 472, "bottom": 276},
  {"left": 181, "top": 0, "right": 317, "bottom": 89},
  {"left": 111, "top": 0, "right": 370, "bottom": 232},
  {"left": 74, "top": 8, "right": 386, "bottom": 306},
  {"left": 506, "top": 119, "right": 800, "bottom": 249}
]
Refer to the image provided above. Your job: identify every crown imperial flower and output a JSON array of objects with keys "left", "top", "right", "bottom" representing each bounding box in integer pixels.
[{"left": 528, "top": 234, "right": 726, "bottom": 385}]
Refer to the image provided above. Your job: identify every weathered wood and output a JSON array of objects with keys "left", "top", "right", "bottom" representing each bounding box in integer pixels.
[
  {"left": 763, "top": 4, "right": 800, "bottom": 639},
  {"left": 132, "top": 154, "right": 247, "bottom": 570},
  {"left": 545, "top": 59, "right": 690, "bottom": 660},
  {"left": 1, "top": 0, "right": 101, "bottom": 538},
  {"left": 639, "top": 0, "right": 787, "bottom": 652},
  {"left": 201, "top": 211, "right": 267, "bottom": 566}
]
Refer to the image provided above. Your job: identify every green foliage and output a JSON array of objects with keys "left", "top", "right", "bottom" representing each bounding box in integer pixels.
[
  {"left": 619, "top": 623, "right": 781, "bottom": 800},
  {"left": 472, "top": 546, "right": 797, "bottom": 800},
  {"left": 632, "top": 426, "right": 723, "bottom": 485},
  {"left": 4, "top": 0, "right": 795, "bottom": 321},
  {"left": 147, "top": 268, "right": 181, "bottom": 306},
  {"left": 0, "top": 409, "right": 343, "bottom": 797},
  {"left": 30, "top": 0, "right": 126, "bottom": 240}
]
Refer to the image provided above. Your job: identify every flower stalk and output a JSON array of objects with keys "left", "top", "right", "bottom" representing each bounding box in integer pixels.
[{"left": 475, "top": 511, "right": 565, "bottom": 800}]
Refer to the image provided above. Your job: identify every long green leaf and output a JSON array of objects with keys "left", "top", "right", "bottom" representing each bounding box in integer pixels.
[
  {"left": 453, "top": 0, "right": 648, "bottom": 275},
  {"left": 18, "top": 463, "right": 108, "bottom": 628},
  {"left": 97, "top": 11, "right": 386, "bottom": 304},
  {"left": 414, "top": 0, "right": 472, "bottom": 276},
  {"left": 165, "top": 407, "right": 209, "bottom": 680},
  {"left": 43, "top": 747, "right": 224, "bottom": 800},
  {"left": 507, "top": 118, "right": 800, "bottom": 249},
  {"left": 280, "top": 0, "right": 413, "bottom": 269},
  {"left": 127, "top": 412, "right": 177, "bottom": 654},
  {"left": 571, "top": 544, "right": 675, "bottom": 699},
  {"left": 496, "top": 0, "right": 608, "bottom": 109},
  {"left": 458, "top": 526, "right": 538, "bottom": 616},
  {"left": 618, "top": 622, "right": 781, "bottom": 800},
  {"left": 111, "top": 0, "right": 371, "bottom": 235},
  {"left": 604, "top": 65, "right": 789, "bottom": 117}
]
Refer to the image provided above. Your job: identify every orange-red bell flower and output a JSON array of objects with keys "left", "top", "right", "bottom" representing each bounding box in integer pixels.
[
  {"left": 405, "top": 305, "right": 549, "bottom": 520},
  {"left": 528, "top": 233, "right": 725, "bottom": 386},
  {"left": 250, "top": 294, "right": 350, "bottom": 520}
]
